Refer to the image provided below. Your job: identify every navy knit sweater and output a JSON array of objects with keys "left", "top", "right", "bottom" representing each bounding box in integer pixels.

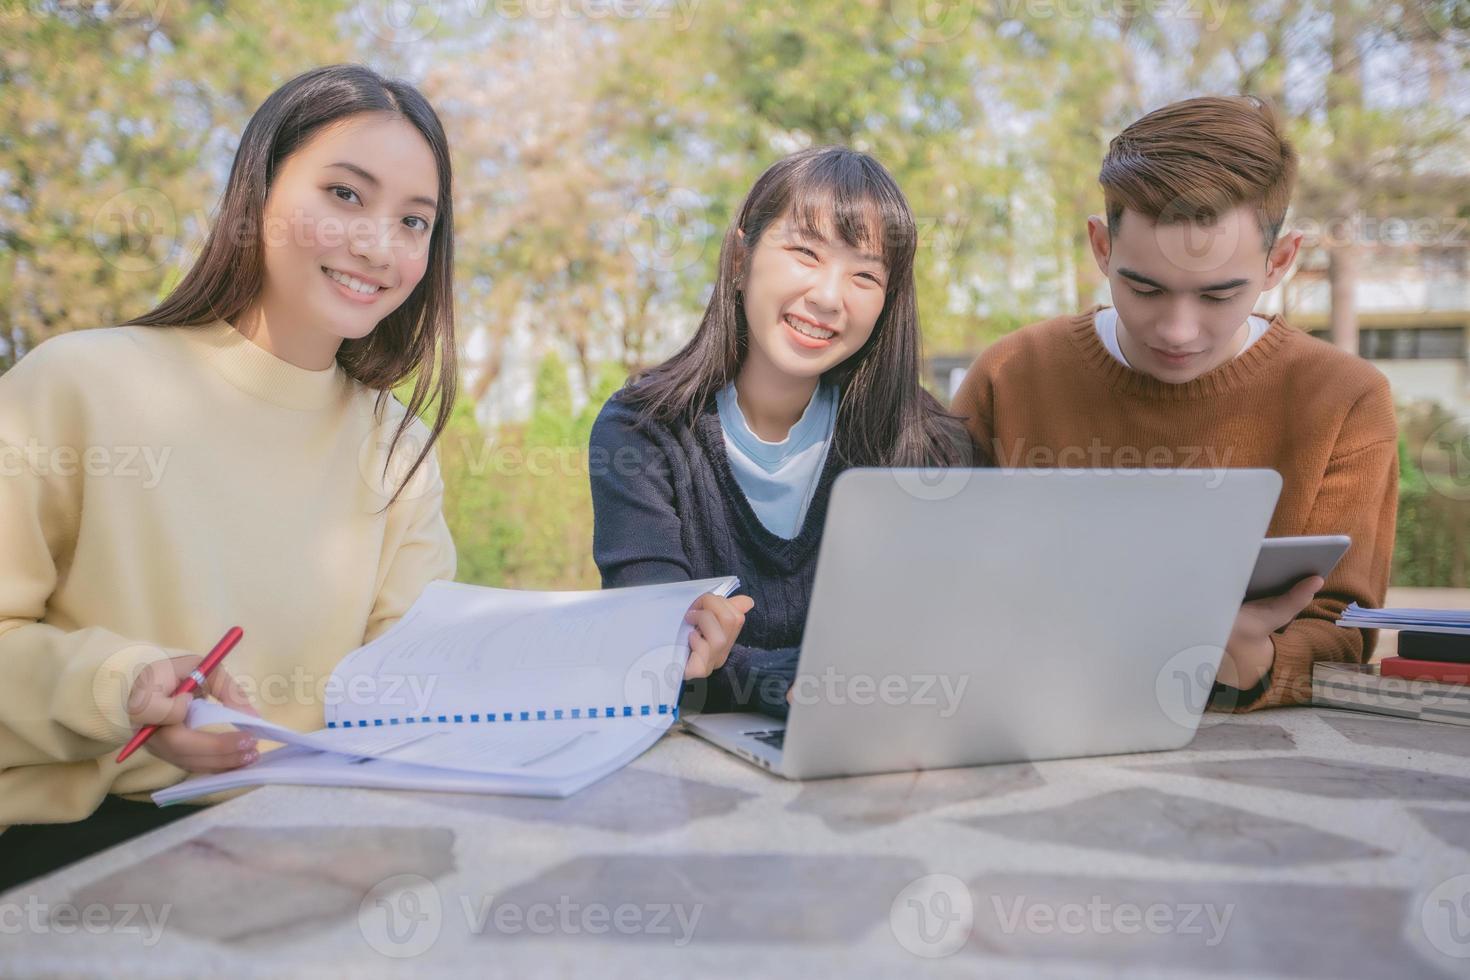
[{"left": 589, "top": 391, "right": 838, "bottom": 718}]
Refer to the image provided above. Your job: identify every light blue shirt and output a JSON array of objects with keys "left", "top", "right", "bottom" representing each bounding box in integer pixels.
[{"left": 716, "top": 381, "right": 838, "bottom": 539}]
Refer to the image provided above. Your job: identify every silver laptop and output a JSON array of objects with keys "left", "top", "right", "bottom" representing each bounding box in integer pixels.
[{"left": 682, "top": 468, "right": 1282, "bottom": 779}]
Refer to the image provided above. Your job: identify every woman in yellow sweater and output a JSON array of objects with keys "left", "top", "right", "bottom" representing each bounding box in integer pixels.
[{"left": 0, "top": 65, "right": 462, "bottom": 887}]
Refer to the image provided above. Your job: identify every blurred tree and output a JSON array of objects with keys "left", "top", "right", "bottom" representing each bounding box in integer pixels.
[
  {"left": 604, "top": 0, "right": 1022, "bottom": 354},
  {"left": 526, "top": 349, "right": 574, "bottom": 448},
  {"left": 0, "top": 1, "right": 356, "bottom": 369},
  {"left": 422, "top": 16, "right": 690, "bottom": 399},
  {"left": 6, "top": 1, "right": 1468, "bottom": 590},
  {"left": 1129, "top": 0, "right": 1470, "bottom": 352},
  {"left": 1395, "top": 403, "right": 1470, "bottom": 587}
]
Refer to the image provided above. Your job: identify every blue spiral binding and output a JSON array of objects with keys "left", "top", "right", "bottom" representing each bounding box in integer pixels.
[{"left": 325, "top": 702, "right": 677, "bottom": 729}]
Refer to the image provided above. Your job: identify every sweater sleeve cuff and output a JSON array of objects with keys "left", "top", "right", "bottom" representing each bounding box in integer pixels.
[
  {"left": 82, "top": 642, "right": 180, "bottom": 745},
  {"left": 1218, "top": 631, "right": 1318, "bottom": 713},
  {"left": 681, "top": 647, "right": 798, "bottom": 718},
  {"left": 1210, "top": 665, "right": 1272, "bottom": 711},
  {"left": 744, "top": 660, "right": 797, "bottom": 720}
]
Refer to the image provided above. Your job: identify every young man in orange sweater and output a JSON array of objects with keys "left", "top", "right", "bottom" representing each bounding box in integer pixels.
[{"left": 951, "top": 95, "right": 1398, "bottom": 711}]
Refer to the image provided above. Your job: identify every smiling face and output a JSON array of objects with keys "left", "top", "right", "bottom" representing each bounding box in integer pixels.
[
  {"left": 255, "top": 111, "right": 439, "bottom": 352},
  {"left": 739, "top": 214, "right": 890, "bottom": 386},
  {"left": 1088, "top": 204, "right": 1301, "bottom": 383}
]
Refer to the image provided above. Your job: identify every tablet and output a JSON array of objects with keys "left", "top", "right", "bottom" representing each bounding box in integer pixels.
[{"left": 1245, "top": 535, "right": 1351, "bottom": 601}]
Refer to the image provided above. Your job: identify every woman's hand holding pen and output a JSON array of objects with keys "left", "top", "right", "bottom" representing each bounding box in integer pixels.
[{"left": 124, "top": 655, "right": 261, "bottom": 772}]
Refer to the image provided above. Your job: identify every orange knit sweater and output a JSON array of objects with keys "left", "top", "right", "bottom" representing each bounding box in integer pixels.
[{"left": 950, "top": 308, "right": 1399, "bottom": 710}]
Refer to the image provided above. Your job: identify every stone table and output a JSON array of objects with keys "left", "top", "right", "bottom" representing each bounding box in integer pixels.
[{"left": 3, "top": 707, "right": 1469, "bottom": 978}]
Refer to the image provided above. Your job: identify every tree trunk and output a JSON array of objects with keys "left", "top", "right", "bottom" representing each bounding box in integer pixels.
[
  {"left": 1328, "top": 238, "right": 1362, "bottom": 355},
  {"left": 1454, "top": 497, "right": 1467, "bottom": 588},
  {"left": 467, "top": 346, "right": 503, "bottom": 405},
  {"left": 1326, "top": 0, "right": 1366, "bottom": 354}
]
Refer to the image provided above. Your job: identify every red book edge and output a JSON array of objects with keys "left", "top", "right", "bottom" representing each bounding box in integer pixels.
[{"left": 1379, "top": 657, "right": 1470, "bottom": 686}]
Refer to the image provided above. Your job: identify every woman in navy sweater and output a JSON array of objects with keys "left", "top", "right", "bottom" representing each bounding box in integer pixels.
[{"left": 590, "top": 146, "right": 969, "bottom": 717}]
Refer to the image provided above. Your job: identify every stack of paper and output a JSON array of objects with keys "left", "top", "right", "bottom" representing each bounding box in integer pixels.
[
  {"left": 153, "top": 576, "right": 738, "bottom": 804},
  {"left": 1336, "top": 604, "right": 1470, "bottom": 635}
]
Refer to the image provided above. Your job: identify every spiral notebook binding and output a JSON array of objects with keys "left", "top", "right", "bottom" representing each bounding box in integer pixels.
[{"left": 325, "top": 702, "right": 679, "bottom": 728}]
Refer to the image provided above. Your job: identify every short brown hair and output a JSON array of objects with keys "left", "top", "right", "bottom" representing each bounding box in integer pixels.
[{"left": 1100, "top": 95, "right": 1297, "bottom": 247}]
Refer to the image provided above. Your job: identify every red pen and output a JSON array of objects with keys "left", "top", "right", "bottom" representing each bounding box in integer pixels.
[{"left": 115, "top": 626, "right": 245, "bottom": 764}]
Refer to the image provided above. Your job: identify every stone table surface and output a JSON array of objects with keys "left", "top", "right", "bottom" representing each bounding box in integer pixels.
[{"left": 3, "top": 707, "right": 1469, "bottom": 979}]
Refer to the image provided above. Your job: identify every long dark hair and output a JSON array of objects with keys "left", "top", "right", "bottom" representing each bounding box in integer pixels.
[
  {"left": 622, "top": 145, "right": 967, "bottom": 467},
  {"left": 125, "top": 64, "right": 457, "bottom": 505}
]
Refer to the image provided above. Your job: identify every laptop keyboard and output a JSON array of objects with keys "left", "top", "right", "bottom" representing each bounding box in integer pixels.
[{"left": 747, "top": 729, "right": 785, "bottom": 749}]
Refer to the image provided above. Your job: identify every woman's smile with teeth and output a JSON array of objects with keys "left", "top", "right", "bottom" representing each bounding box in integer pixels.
[
  {"left": 323, "top": 267, "right": 386, "bottom": 295},
  {"left": 784, "top": 313, "right": 835, "bottom": 340}
]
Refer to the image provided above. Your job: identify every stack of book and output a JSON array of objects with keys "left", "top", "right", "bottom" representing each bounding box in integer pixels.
[{"left": 1313, "top": 605, "right": 1470, "bottom": 726}]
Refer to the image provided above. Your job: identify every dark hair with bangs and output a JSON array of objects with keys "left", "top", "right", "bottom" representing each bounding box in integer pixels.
[{"left": 622, "top": 145, "right": 967, "bottom": 467}]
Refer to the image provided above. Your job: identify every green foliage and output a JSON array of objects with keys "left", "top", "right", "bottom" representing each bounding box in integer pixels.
[
  {"left": 441, "top": 353, "right": 623, "bottom": 589},
  {"left": 577, "top": 361, "right": 630, "bottom": 443},
  {"left": 0, "top": 1, "right": 357, "bottom": 365},
  {"left": 439, "top": 396, "right": 518, "bottom": 587},
  {"left": 605, "top": 0, "right": 1023, "bottom": 351},
  {"left": 1393, "top": 407, "right": 1470, "bottom": 588}
]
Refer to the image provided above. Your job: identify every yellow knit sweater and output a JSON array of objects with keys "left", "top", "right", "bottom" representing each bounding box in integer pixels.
[
  {"left": 0, "top": 321, "right": 456, "bottom": 829},
  {"left": 951, "top": 309, "right": 1399, "bottom": 710}
]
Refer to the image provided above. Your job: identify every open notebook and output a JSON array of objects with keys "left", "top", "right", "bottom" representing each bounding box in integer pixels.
[{"left": 153, "top": 576, "right": 738, "bottom": 804}]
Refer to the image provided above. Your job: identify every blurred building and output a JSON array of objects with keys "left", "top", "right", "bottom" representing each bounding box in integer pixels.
[
  {"left": 1280, "top": 241, "right": 1470, "bottom": 416},
  {"left": 935, "top": 237, "right": 1470, "bottom": 416}
]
